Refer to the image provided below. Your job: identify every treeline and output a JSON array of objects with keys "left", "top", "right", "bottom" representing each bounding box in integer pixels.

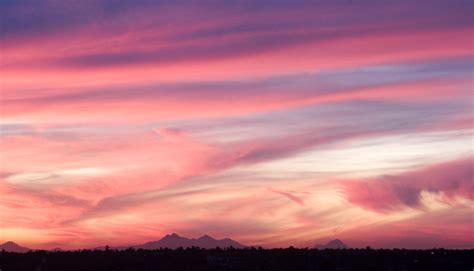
[{"left": 1, "top": 247, "right": 472, "bottom": 271}]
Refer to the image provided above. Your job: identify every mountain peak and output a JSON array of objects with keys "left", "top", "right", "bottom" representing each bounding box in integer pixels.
[
  {"left": 315, "top": 239, "right": 348, "bottom": 249},
  {"left": 0, "top": 241, "right": 30, "bottom": 252},
  {"left": 161, "top": 233, "right": 183, "bottom": 240},
  {"left": 329, "top": 239, "right": 344, "bottom": 245},
  {"left": 198, "top": 234, "right": 216, "bottom": 241}
]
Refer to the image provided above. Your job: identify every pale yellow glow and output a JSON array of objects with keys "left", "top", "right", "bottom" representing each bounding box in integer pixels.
[{"left": 249, "top": 130, "right": 472, "bottom": 179}]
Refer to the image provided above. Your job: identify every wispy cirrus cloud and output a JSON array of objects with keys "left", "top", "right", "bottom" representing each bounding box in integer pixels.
[{"left": 268, "top": 187, "right": 305, "bottom": 206}]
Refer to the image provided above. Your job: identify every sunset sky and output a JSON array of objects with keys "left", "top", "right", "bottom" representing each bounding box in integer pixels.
[{"left": 1, "top": 0, "right": 473, "bottom": 250}]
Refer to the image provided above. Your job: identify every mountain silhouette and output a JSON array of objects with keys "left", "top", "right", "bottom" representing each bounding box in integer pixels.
[
  {"left": 0, "top": 241, "right": 30, "bottom": 252},
  {"left": 315, "top": 239, "right": 348, "bottom": 249},
  {"left": 135, "top": 233, "right": 245, "bottom": 249}
]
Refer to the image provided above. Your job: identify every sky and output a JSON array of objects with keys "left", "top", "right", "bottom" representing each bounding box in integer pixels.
[{"left": 0, "top": 0, "right": 473, "bottom": 250}]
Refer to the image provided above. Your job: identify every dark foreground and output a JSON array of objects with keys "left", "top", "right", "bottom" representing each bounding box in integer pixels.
[{"left": 1, "top": 248, "right": 472, "bottom": 271}]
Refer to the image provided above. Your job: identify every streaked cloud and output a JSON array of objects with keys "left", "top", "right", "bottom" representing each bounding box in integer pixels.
[
  {"left": 0, "top": 0, "right": 472, "bottom": 249},
  {"left": 343, "top": 157, "right": 473, "bottom": 212}
]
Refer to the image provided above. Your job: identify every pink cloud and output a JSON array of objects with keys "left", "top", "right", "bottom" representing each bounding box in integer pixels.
[
  {"left": 343, "top": 157, "right": 474, "bottom": 212},
  {"left": 2, "top": 75, "right": 470, "bottom": 125},
  {"left": 1, "top": 111, "right": 470, "bottom": 226}
]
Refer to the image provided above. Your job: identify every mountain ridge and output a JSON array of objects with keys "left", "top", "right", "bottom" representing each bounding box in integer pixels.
[
  {"left": 2, "top": 236, "right": 348, "bottom": 251},
  {"left": 91, "top": 233, "right": 245, "bottom": 250},
  {"left": 0, "top": 241, "right": 31, "bottom": 253},
  {"left": 315, "top": 239, "right": 348, "bottom": 249},
  {"left": 135, "top": 233, "right": 245, "bottom": 249}
]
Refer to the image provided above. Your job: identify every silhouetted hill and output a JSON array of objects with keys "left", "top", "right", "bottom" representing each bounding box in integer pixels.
[
  {"left": 315, "top": 239, "right": 348, "bottom": 249},
  {"left": 136, "top": 233, "right": 245, "bottom": 249},
  {"left": 0, "top": 241, "right": 30, "bottom": 253}
]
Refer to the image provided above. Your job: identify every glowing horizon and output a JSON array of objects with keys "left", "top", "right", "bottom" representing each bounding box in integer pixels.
[{"left": 0, "top": 0, "right": 473, "bottom": 250}]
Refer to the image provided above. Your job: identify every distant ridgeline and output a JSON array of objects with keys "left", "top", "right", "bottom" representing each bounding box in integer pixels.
[
  {"left": 96, "top": 233, "right": 246, "bottom": 250},
  {"left": 314, "top": 239, "right": 348, "bottom": 249}
]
